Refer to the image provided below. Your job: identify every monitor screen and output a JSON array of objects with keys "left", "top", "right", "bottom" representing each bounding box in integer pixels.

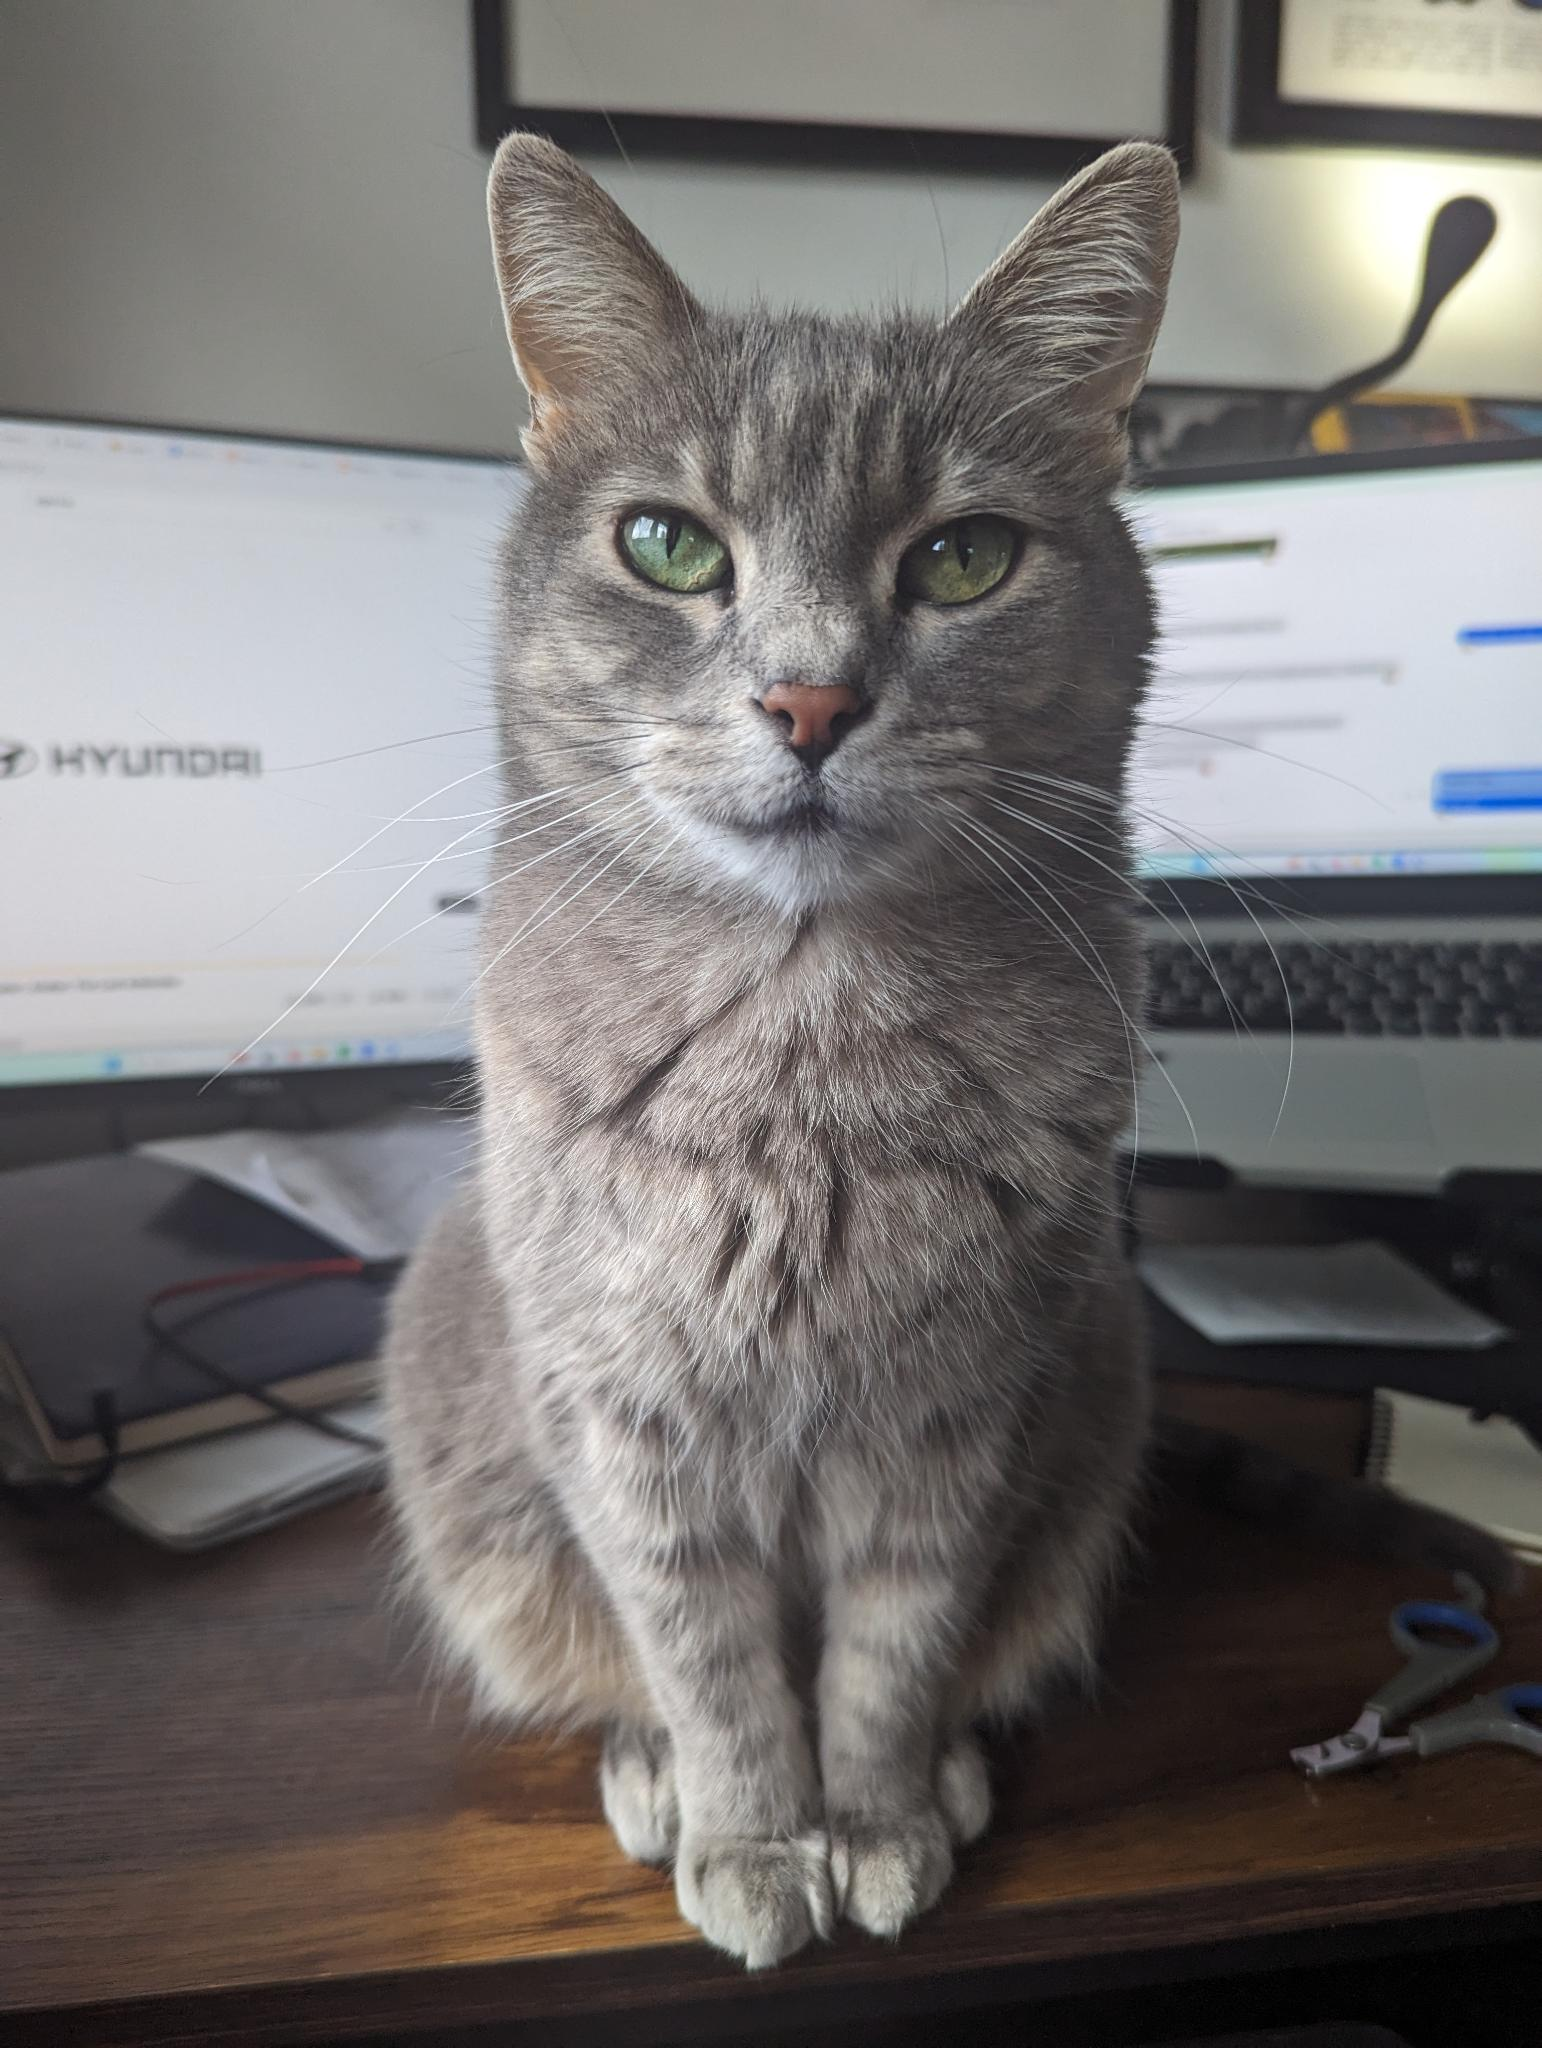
[
  {"left": 1, "top": 416, "right": 516, "bottom": 1090},
  {"left": 1128, "top": 451, "right": 1542, "bottom": 882},
  {"left": 5, "top": 423, "right": 1538, "bottom": 1094}
]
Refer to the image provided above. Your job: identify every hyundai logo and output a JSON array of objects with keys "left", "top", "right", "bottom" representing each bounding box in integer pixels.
[{"left": 0, "top": 740, "right": 39, "bottom": 780}]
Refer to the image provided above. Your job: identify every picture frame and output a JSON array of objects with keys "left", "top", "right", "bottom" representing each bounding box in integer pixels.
[
  {"left": 472, "top": 0, "right": 1197, "bottom": 176},
  {"left": 1236, "top": 0, "right": 1542, "bottom": 159}
]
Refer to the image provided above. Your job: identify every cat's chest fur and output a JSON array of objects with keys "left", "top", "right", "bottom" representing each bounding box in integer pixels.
[{"left": 478, "top": 904, "right": 1128, "bottom": 1403}]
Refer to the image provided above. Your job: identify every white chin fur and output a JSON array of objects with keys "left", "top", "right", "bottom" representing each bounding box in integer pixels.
[{"left": 678, "top": 813, "right": 860, "bottom": 919}]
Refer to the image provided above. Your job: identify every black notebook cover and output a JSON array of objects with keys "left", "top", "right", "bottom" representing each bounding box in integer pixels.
[{"left": 0, "top": 1152, "right": 392, "bottom": 1462}]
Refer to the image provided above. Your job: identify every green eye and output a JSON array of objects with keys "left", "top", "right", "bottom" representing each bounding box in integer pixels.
[
  {"left": 619, "top": 509, "right": 731, "bottom": 594},
  {"left": 898, "top": 515, "right": 1017, "bottom": 607}
]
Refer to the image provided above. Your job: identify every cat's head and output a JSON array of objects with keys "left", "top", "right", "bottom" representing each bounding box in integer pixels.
[{"left": 487, "top": 137, "right": 1177, "bottom": 920}]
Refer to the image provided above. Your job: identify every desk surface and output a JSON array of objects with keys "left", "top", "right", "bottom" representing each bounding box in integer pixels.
[{"left": 4, "top": 1380, "right": 1540, "bottom": 2046}]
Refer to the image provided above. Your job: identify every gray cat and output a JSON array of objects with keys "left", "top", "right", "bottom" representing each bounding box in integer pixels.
[{"left": 384, "top": 135, "right": 1513, "bottom": 1969}]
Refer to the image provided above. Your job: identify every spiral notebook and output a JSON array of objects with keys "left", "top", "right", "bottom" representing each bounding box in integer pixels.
[{"left": 1367, "top": 1388, "right": 1542, "bottom": 1567}]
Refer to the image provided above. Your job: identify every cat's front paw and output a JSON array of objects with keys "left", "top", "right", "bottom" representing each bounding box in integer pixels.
[
  {"left": 828, "top": 1804, "right": 954, "bottom": 1939},
  {"left": 675, "top": 1831, "right": 832, "bottom": 1969},
  {"left": 936, "top": 1730, "right": 992, "bottom": 1846},
  {"left": 600, "top": 1722, "right": 678, "bottom": 1865}
]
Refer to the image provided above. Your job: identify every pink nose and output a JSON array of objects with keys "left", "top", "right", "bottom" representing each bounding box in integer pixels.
[{"left": 758, "top": 680, "right": 864, "bottom": 763}]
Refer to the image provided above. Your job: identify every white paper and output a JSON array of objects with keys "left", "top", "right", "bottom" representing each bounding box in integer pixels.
[
  {"left": 1372, "top": 1389, "right": 1542, "bottom": 1564},
  {"left": 512, "top": 0, "right": 1171, "bottom": 137},
  {"left": 1138, "top": 1239, "right": 1510, "bottom": 1350},
  {"left": 138, "top": 1108, "right": 473, "bottom": 1261},
  {"left": 1280, "top": 0, "right": 1542, "bottom": 122}
]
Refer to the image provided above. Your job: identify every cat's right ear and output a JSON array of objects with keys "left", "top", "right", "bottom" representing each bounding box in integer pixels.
[{"left": 487, "top": 133, "right": 699, "bottom": 465}]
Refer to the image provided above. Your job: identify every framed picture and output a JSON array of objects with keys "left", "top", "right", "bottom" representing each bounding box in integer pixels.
[
  {"left": 1236, "top": 0, "right": 1542, "bottom": 158},
  {"left": 473, "top": 0, "right": 1197, "bottom": 175}
]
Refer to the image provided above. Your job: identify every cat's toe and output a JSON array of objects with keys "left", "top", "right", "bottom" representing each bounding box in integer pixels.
[
  {"left": 829, "top": 1806, "right": 954, "bottom": 1939},
  {"left": 936, "top": 1731, "right": 992, "bottom": 1846},
  {"left": 675, "top": 1832, "right": 832, "bottom": 1969},
  {"left": 600, "top": 1723, "right": 678, "bottom": 1865}
]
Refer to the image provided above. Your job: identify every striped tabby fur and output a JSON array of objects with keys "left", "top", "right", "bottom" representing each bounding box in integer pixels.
[{"left": 384, "top": 137, "right": 1514, "bottom": 1970}]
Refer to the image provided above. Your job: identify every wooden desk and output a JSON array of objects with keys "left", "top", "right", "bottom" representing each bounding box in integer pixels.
[{"left": 3, "top": 1382, "right": 1540, "bottom": 2047}]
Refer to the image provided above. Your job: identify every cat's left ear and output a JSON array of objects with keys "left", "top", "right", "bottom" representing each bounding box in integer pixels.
[
  {"left": 955, "top": 141, "right": 1179, "bottom": 451},
  {"left": 487, "top": 133, "right": 700, "bottom": 463}
]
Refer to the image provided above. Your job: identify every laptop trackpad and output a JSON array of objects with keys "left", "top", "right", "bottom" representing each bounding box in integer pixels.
[{"left": 1154, "top": 1046, "right": 1435, "bottom": 1149}]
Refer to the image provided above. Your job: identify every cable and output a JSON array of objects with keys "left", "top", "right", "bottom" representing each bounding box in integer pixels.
[
  {"left": 0, "top": 1389, "right": 122, "bottom": 1511},
  {"left": 146, "top": 1256, "right": 376, "bottom": 1306},
  {"left": 141, "top": 1259, "right": 400, "bottom": 1453},
  {"left": 2, "top": 1261, "right": 397, "bottom": 1513}
]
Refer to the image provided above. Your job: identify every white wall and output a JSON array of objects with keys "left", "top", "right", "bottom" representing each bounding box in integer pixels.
[{"left": 2, "top": 0, "right": 1538, "bottom": 456}]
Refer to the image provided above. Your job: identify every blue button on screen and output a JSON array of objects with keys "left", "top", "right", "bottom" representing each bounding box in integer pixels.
[{"left": 1433, "top": 768, "right": 1542, "bottom": 813}]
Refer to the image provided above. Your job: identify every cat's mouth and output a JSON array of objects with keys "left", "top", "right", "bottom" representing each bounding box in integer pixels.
[
  {"left": 661, "top": 781, "right": 899, "bottom": 912},
  {"left": 730, "top": 794, "right": 838, "bottom": 840}
]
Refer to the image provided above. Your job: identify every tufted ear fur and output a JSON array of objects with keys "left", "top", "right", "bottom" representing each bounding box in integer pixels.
[
  {"left": 954, "top": 142, "right": 1179, "bottom": 455},
  {"left": 487, "top": 132, "right": 700, "bottom": 464}
]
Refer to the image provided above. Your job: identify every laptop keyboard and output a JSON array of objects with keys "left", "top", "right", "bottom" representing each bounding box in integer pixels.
[{"left": 1147, "top": 936, "right": 1542, "bottom": 1038}]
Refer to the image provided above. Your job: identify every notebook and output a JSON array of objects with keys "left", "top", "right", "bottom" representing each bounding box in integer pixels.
[
  {"left": 1367, "top": 1388, "right": 1542, "bottom": 1567},
  {"left": 0, "top": 1152, "right": 389, "bottom": 1465},
  {"left": 0, "top": 1383, "right": 384, "bottom": 1550}
]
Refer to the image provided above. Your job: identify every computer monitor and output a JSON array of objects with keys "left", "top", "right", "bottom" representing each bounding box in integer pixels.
[
  {"left": 1, "top": 415, "right": 516, "bottom": 1092},
  {"left": 1128, "top": 445, "right": 1542, "bottom": 886},
  {"left": 6, "top": 421, "right": 1538, "bottom": 1100}
]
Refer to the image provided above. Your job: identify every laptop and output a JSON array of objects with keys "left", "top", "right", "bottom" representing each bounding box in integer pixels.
[
  {"left": 1128, "top": 443, "right": 1542, "bottom": 1195},
  {"left": 0, "top": 413, "right": 520, "bottom": 1168}
]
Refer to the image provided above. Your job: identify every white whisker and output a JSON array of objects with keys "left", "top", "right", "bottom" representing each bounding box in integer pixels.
[
  {"left": 529, "top": 821, "right": 684, "bottom": 974},
  {"left": 209, "top": 753, "right": 538, "bottom": 952},
  {"left": 940, "top": 797, "right": 1200, "bottom": 1169},
  {"left": 201, "top": 793, "right": 537, "bottom": 1087},
  {"left": 982, "top": 786, "right": 1258, "bottom": 1047},
  {"left": 989, "top": 767, "right": 1297, "bottom": 1136},
  {"left": 375, "top": 791, "right": 651, "bottom": 967}
]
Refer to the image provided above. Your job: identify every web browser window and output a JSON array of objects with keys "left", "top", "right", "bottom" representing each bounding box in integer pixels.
[
  {"left": 1129, "top": 455, "right": 1542, "bottom": 880},
  {"left": 0, "top": 417, "right": 516, "bottom": 1088}
]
